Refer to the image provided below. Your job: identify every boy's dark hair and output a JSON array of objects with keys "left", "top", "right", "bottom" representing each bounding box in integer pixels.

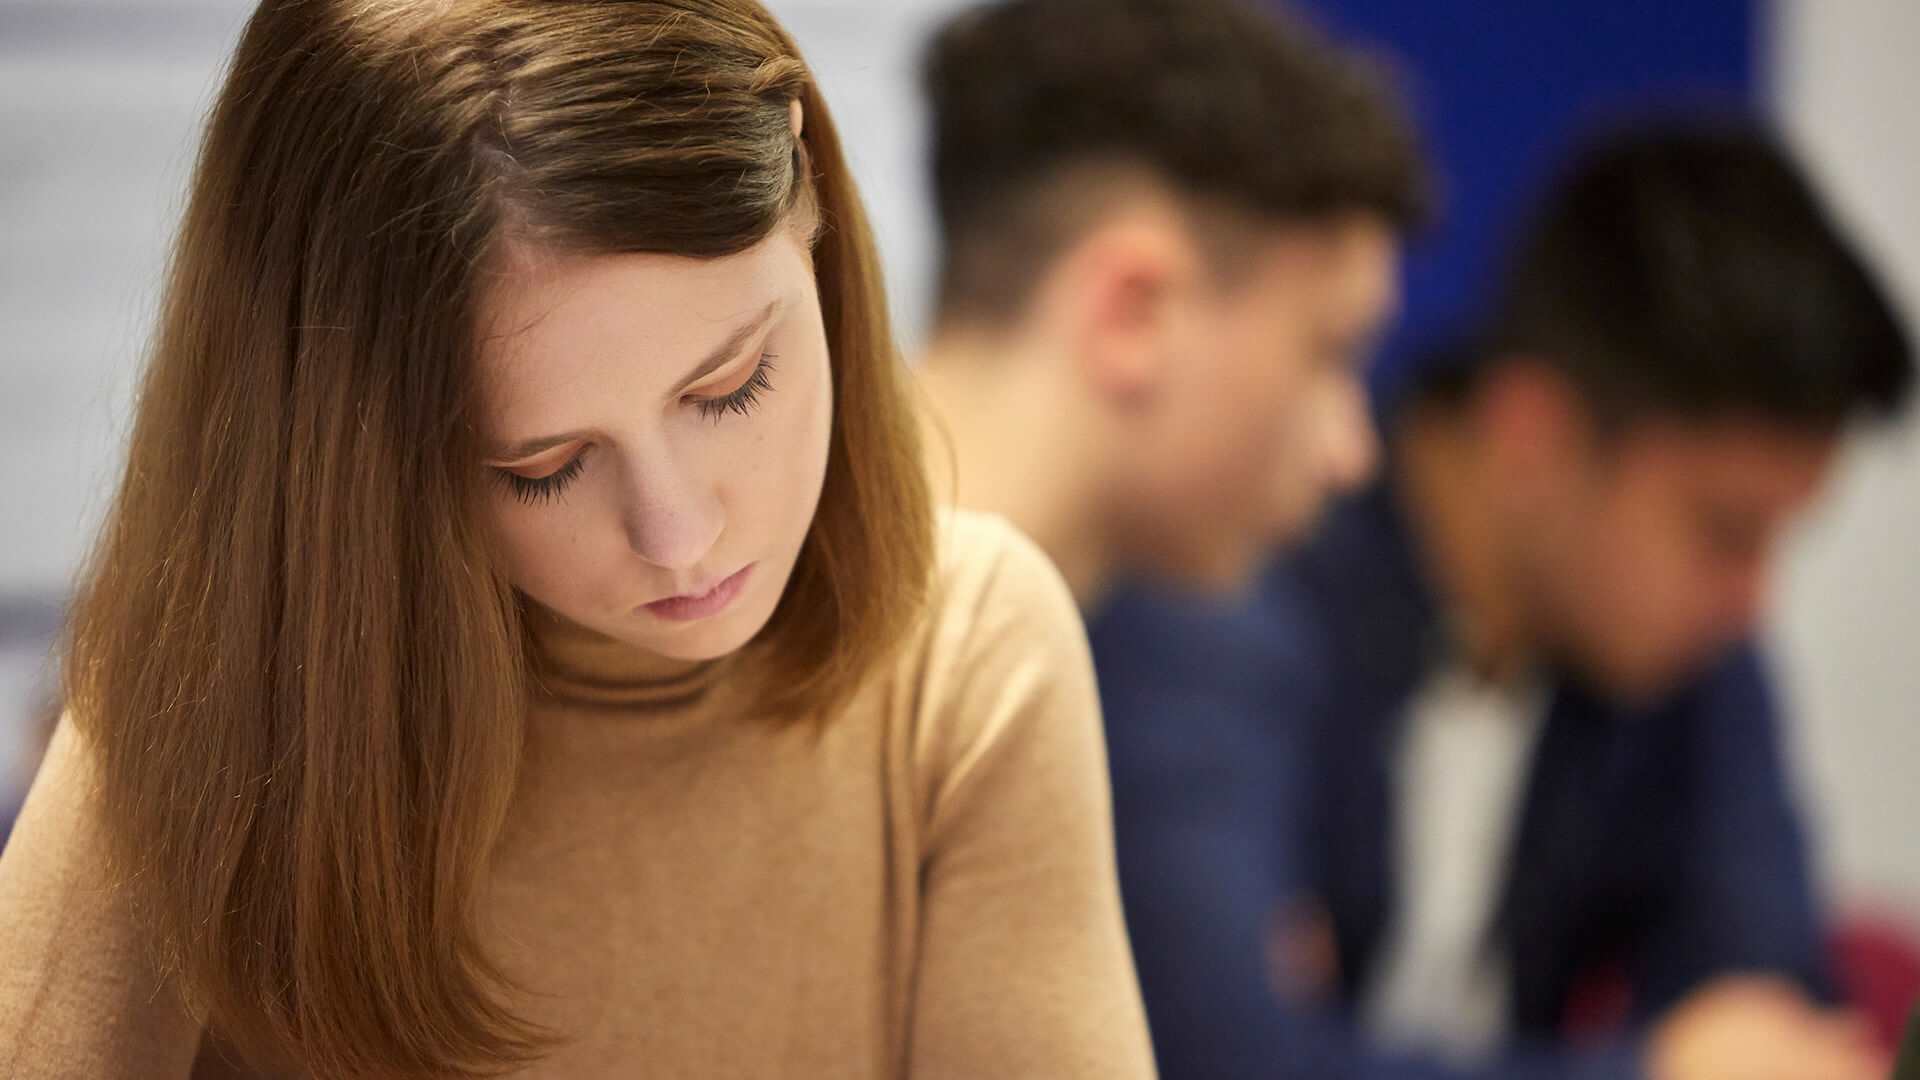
[
  {"left": 922, "top": 0, "right": 1428, "bottom": 328},
  {"left": 1435, "top": 122, "right": 1912, "bottom": 430}
]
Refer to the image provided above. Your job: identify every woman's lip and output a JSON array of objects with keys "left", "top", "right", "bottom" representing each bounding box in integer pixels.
[{"left": 641, "top": 564, "right": 755, "bottom": 622}]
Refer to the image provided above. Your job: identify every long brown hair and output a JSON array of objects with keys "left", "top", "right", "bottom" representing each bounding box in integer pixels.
[{"left": 59, "top": 1, "right": 932, "bottom": 1074}]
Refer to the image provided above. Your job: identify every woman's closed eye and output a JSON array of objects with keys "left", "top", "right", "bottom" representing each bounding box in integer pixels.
[
  {"left": 492, "top": 450, "right": 590, "bottom": 507},
  {"left": 487, "top": 353, "right": 780, "bottom": 508},
  {"left": 692, "top": 353, "right": 777, "bottom": 423}
]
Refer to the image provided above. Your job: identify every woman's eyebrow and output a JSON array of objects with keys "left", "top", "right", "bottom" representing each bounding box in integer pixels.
[
  {"left": 489, "top": 430, "right": 588, "bottom": 462},
  {"left": 669, "top": 299, "right": 782, "bottom": 396}
]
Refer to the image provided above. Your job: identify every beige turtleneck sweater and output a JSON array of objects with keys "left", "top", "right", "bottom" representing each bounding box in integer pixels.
[{"left": 0, "top": 510, "right": 1155, "bottom": 1079}]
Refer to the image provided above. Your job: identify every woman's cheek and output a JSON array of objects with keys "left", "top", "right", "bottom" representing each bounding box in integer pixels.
[{"left": 488, "top": 496, "right": 595, "bottom": 605}]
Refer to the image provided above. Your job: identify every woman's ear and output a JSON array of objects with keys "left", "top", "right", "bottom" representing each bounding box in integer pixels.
[{"left": 788, "top": 97, "right": 804, "bottom": 141}]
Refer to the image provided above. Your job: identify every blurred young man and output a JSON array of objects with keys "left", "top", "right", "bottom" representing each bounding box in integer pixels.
[
  {"left": 1093, "top": 126, "right": 1913, "bottom": 1080},
  {"left": 915, "top": 0, "right": 1426, "bottom": 606}
]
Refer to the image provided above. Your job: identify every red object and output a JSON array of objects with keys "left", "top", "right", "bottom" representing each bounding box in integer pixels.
[
  {"left": 1832, "top": 913, "right": 1920, "bottom": 1053},
  {"left": 1556, "top": 913, "right": 1920, "bottom": 1055},
  {"left": 1561, "top": 960, "right": 1633, "bottom": 1043}
]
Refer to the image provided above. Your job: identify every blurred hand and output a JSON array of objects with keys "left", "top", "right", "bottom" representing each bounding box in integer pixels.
[
  {"left": 1648, "top": 976, "right": 1888, "bottom": 1080},
  {"left": 1265, "top": 900, "right": 1340, "bottom": 1003}
]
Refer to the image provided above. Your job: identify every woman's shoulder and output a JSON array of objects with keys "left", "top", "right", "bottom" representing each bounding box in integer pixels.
[
  {"left": 927, "top": 508, "right": 1076, "bottom": 626},
  {"left": 0, "top": 714, "right": 207, "bottom": 1070},
  {"left": 883, "top": 508, "right": 1097, "bottom": 777}
]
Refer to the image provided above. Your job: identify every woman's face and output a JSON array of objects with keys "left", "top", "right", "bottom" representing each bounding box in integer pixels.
[{"left": 474, "top": 224, "right": 833, "bottom": 662}]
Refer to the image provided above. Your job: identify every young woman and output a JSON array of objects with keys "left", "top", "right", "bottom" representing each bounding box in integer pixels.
[{"left": 0, "top": 2, "right": 1154, "bottom": 1076}]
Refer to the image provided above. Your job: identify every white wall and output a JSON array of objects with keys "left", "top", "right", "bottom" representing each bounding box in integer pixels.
[
  {"left": 0, "top": 3, "right": 256, "bottom": 594},
  {"left": 0, "top": 0, "right": 260, "bottom": 791},
  {"left": 1770, "top": 0, "right": 1920, "bottom": 913},
  {"left": 775, "top": 0, "right": 972, "bottom": 347}
]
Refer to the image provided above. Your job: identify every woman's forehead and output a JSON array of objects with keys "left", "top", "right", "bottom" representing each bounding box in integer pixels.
[{"left": 474, "top": 235, "right": 805, "bottom": 422}]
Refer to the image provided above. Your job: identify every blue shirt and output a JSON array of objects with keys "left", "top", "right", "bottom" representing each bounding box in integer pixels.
[{"left": 1089, "top": 481, "right": 1831, "bottom": 1080}]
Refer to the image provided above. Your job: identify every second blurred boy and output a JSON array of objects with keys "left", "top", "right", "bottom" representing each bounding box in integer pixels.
[
  {"left": 1095, "top": 126, "right": 1910, "bottom": 1080},
  {"left": 915, "top": 0, "right": 1425, "bottom": 604}
]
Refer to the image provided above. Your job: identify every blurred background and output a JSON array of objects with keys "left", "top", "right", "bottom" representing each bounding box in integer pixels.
[{"left": 0, "top": 0, "right": 1914, "bottom": 945}]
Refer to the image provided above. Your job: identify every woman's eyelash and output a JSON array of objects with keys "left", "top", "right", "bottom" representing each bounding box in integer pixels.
[
  {"left": 493, "top": 452, "right": 588, "bottom": 507},
  {"left": 695, "top": 354, "right": 777, "bottom": 423}
]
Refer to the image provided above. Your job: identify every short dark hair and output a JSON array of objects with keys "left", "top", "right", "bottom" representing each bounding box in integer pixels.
[
  {"left": 1439, "top": 122, "right": 1913, "bottom": 430},
  {"left": 922, "top": 0, "right": 1429, "bottom": 328}
]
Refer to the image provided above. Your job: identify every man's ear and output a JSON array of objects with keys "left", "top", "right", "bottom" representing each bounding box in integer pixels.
[
  {"left": 1478, "top": 358, "right": 1596, "bottom": 480},
  {"left": 1060, "top": 216, "right": 1199, "bottom": 408}
]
